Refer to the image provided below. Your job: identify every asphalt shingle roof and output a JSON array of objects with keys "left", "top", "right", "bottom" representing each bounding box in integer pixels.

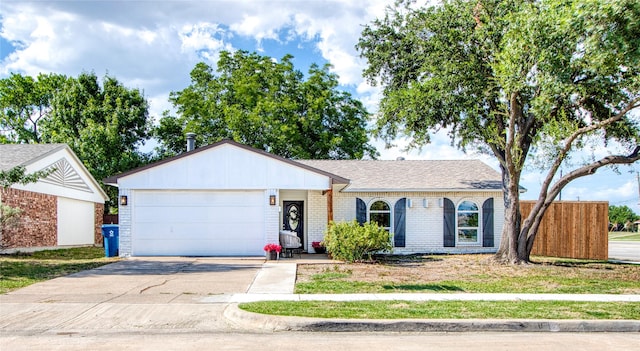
[
  {"left": 0, "top": 144, "right": 68, "bottom": 171},
  {"left": 297, "top": 159, "right": 502, "bottom": 192}
]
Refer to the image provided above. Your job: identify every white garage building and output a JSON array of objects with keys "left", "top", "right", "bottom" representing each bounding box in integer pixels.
[
  {"left": 104, "top": 140, "right": 345, "bottom": 256},
  {"left": 105, "top": 139, "right": 504, "bottom": 257}
]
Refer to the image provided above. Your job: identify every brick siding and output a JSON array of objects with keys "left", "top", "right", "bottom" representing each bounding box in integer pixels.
[
  {"left": 1, "top": 188, "right": 57, "bottom": 248},
  {"left": 94, "top": 203, "right": 104, "bottom": 245}
]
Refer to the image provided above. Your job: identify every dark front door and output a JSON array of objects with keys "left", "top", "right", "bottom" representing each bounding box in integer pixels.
[{"left": 283, "top": 201, "right": 304, "bottom": 249}]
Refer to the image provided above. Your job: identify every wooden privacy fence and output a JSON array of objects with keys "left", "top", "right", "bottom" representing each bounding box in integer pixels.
[
  {"left": 520, "top": 201, "right": 608, "bottom": 260},
  {"left": 103, "top": 214, "right": 118, "bottom": 224}
]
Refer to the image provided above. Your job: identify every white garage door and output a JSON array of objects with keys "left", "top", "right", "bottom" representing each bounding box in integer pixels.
[{"left": 132, "top": 190, "right": 265, "bottom": 256}]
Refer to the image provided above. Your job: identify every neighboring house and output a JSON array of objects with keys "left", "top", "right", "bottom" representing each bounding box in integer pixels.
[
  {"left": 105, "top": 139, "right": 504, "bottom": 257},
  {"left": 0, "top": 144, "right": 108, "bottom": 251}
]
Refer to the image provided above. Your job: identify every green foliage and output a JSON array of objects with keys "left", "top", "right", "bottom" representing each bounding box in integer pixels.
[
  {"left": 0, "top": 73, "right": 66, "bottom": 143},
  {"left": 609, "top": 205, "right": 639, "bottom": 225},
  {"left": 323, "top": 220, "right": 392, "bottom": 262},
  {"left": 154, "top": 50, "right": 377, "bottom": 160},
  {"left": 0, "top": 166, "right": 52, "bottom": 189}
]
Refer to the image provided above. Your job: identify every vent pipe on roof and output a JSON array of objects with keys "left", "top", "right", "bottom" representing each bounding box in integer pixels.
[
  {"left": 186, "top": 133, "right": 196, "bottom": 152},
  {"left": 396, "top": 157, "right": 405, "bottom": 161}
]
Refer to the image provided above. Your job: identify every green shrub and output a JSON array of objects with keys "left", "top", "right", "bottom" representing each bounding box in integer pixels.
[{"left": 323, "top": 220, "right": 392, "bottom": 262}]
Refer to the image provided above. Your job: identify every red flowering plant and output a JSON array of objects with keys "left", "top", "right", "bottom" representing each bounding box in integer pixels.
[
  {"left": 263, "top": 243, "right": 282, "bottom": 253},
  {"left": 312, "top": 241, "right": 326, "bottom": 253}
]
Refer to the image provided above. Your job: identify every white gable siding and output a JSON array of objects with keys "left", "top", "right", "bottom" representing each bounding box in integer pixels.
[
  {"left": 12, "top": 148, "right": 107, "bottom": 203},
  {"left": 118, "top": 144, "right": 331, "bottom": 190}
]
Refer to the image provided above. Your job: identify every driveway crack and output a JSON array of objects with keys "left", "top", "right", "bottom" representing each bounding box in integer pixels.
[{"left": 139, "top": 279, "right": 169, "bottom": 294}]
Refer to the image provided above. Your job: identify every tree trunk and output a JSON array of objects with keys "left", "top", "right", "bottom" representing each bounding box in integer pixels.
[{"left": 495, "top": 165, "right": 526, "bottom": 263}]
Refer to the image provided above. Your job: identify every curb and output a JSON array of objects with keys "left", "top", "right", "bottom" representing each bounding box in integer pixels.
[{"left": 224, "top": 304, "right": 640, "bottom": 333}]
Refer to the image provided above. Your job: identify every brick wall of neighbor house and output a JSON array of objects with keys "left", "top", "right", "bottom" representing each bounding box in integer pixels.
[
  {"left": 94, "top": 203, "right": 104, "bottom": 245},
  {"left": 323, "top": 191, "right": 504, "bottom": 255},
  {"left": 1, "top": 187, "right": 57, "bottom": 248}
]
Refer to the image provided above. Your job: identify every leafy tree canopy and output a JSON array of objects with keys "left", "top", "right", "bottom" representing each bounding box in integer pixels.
[
  {"left": 609, "top": 205, "right": 639, "bottom": 226},
  {"left": 358, "top": 0, "right": 640, "bottom": 263},
  {"left": 154, "top": 50, "right": 377, "bottom": 160}
]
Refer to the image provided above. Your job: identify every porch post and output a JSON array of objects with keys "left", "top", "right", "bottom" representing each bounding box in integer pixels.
[{"left": 326, "top": 188, "right": 333, "bottom": 223}]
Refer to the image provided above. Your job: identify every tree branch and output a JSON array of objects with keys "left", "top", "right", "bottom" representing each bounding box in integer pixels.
[{"left": 546, "top": 145, "right": 640, "bottom": 203}]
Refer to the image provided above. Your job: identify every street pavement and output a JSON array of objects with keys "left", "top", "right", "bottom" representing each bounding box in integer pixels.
[
  {"left": 609, "top": 241, "right": 640, "bottom": 263},
  {"left": 1, "top": 253, "right": 639, "bottom": 350}
]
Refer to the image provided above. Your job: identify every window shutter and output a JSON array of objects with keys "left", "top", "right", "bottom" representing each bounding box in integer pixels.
[
  {"left": 482, "top": 198, "right": 494, "bottom": 247},
  {"left": 443, "top": 198, "right": 455, "bottom": 247},
  {"left": 356, "top": 198, "right": 366, "bottom": 225},
  {"left": 394, "top": 198, "right": 406, "bottom": 247}
]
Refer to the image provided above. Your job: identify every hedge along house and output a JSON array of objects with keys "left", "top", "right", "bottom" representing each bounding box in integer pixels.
[
  {"left": 0, "top": 144, "right": 109, "bottom": 252},
  {"left": 104, "top": 139, "right": 504, "bottom": 257}
]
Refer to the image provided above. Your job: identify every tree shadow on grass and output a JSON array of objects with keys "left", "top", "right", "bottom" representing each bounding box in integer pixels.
[{"left": 382, "top": 284, "right": 464, "bottom": 292}]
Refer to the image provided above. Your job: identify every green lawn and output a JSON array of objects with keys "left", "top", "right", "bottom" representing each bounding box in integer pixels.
[
  {"left": 609, "top": 231, "right": 640, "bottom": 241},
  {"left": 295, "top": 256, "right": 640, "bottom": 295},
  {"left": 0, "top": 246, "right": 117, "bottom": 294},
  {"left": 240, "top": 300, "right": 640, "bottom": 320}
]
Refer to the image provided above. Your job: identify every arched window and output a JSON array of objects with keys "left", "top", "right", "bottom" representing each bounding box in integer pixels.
[
  {"left": 457, "top": 200, "right": 479, "bottom": 244},
  {"left": 369, "top": 200, "right": 391, "bottom": 231}
]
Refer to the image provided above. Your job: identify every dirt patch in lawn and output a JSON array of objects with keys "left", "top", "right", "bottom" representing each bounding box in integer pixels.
[{"left": 295, "top": 254, "right": 640, "bottom": 294}]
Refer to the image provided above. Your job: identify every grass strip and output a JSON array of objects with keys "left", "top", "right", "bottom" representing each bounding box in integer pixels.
[
  {"left": 609, "top": 232, "right": 640, "bottom": 241},
  {"left": 0, "top": 246, "right": 116, "bottom": 294},
  {"left": 240, "top": 300, "right": 640, "bottom": 320},
  {"left": 295, "top": 276, "right": 640, "bottom": 295}
]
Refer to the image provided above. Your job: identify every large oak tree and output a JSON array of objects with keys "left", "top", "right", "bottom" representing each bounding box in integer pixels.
[
  {"left": 155, "top": 50, "right": 377, "bottom": 160},
  {"left": 358, "top": 0, "right": 640, "bottom": 263}
]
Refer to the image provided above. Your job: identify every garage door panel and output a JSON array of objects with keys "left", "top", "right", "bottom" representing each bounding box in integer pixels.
[
  {"left": 134, "top": 238, "right": 264, "bottom": 256},
  {"left": 135, "top": 206, "right": 263, "bottom": 224},
  {"left": 132, "top": 190, "right": 265, "bottom": 256},
  {"left": 134, "top": 222, "right": 262, "bottom": 241},
  {"left": 135, "top": 191, "right": 262, "bottom": 207}
]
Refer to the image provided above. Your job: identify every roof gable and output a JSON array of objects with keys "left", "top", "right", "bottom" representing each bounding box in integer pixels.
[
  {"left": 0, "top": 144, "right": 108, "bottom": 202},
  {"left": 107, "top": 140, "right": 348, "bottom": 190}
]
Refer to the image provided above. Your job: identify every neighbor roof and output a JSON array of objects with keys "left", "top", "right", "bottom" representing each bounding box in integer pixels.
[
  {"left": 297, "top": 159, "right": 502, "bottom": 192},
  {"left": 0, "top": 144, "right": 68, "bottom": 171}
]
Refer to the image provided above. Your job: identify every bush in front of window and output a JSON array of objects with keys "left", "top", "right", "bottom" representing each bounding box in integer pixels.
[{"left": 323, "top": 220, "right": 392, "bottom": 262}]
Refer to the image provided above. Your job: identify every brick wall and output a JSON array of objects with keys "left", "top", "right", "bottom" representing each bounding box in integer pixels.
[
  {"left": 94, "top": 203, "right": 104, "bottom": 245},
  {"left": 1, "top": 187, "right": 57, "bottom": 248}
]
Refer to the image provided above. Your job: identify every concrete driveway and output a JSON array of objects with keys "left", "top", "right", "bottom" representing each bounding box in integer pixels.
[{"left": 0, "top": 257, "right": 265, "bottom": 334}]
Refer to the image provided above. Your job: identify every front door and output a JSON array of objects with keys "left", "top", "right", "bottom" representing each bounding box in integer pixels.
[{"left": 283, "top": 201, "right": 304, "bottom": 249}]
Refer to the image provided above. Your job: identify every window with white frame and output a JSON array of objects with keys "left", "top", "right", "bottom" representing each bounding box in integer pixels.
[
  {"left": 457, "top": 200, "right": 480, "bottom": 244},
  {"left": 369, "top": 200, "right": 391, "bottom": 231}
]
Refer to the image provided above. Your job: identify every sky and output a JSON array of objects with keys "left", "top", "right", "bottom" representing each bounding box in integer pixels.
[{"left": 1, "top": 0, "right": 639, "bottom": 214}]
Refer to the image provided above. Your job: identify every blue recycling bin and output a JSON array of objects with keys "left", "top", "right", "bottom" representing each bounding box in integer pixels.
[{"left": 101, "top": 225, "right": 119, "bottom": 257}]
